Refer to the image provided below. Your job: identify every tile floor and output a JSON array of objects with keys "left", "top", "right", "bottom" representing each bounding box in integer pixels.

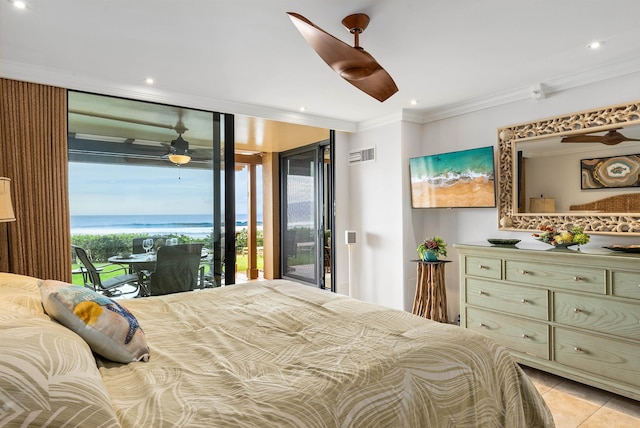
[{"left": 520, "top": 365, "right": 640, "bottom": 427}]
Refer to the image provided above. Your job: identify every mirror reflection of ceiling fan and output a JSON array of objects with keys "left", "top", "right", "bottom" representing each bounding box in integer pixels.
[
  {"left": 287, "top": 12, "right": 398, "bottom": 102},
  {"left": 561, "top": 128, "right": 640, "bottom": 146}
]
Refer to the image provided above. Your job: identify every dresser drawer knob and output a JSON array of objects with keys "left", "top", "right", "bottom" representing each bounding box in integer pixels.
[
  {"left": 478, "top": 291, "right": 486, "bottom": 296},
  {"left": 520, "top": 270, "right": 529, "bottom": 275},
  {"left": 521, "top": 299, "right": 528, "bottom": 304},
  {"left": 478, "top": 264, "right": 488, "bottom": 269},
  {"left": 573, "top": 308, "right": 581, "bottom": 313},
  {"left": 479, "top": 323, "right": 487, "bottom": 328},
  {"left": 573, "top": 276, "right": 582, "bottom": 281},
  {"left": 521, "top": 334, "right": 529, "bottom": 339},
  {"left": 574, "top": 347, "right": 582, "bottom": 353}
]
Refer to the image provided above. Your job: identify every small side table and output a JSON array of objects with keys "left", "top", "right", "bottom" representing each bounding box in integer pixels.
[{"left": 411, "top": 260, "right": 451, "bottom": 323}]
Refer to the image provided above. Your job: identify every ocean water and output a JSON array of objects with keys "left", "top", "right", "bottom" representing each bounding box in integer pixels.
[
  {"left": 71, "top": 214, "right": 260, "bottom": 238},
  {"left": 409, "top": 146, "right": 495, "bottom": 187}
]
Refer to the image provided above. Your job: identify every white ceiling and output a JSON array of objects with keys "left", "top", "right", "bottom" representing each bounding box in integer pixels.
[{"left": 2, "top": 0, "right": 640, "bottom": 132}]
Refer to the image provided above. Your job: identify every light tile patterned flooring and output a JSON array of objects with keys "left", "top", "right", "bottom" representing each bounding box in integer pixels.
[{"left": 521, "top": 365, "right": 640, "bottom": 427}]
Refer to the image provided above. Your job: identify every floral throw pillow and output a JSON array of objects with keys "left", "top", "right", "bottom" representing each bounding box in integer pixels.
[{"left": 39, "top": 280, "right": 150, "bottom": 363}]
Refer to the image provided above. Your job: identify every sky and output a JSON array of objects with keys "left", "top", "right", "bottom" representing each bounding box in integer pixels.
[{"left": 68, "top": 162, "right": 262, "bottom": 218}]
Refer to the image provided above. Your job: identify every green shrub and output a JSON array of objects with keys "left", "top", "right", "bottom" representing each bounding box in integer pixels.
[
  {"left": 235, "top": 228, "right": 263, "bottom": 253},
  {"left": 71, "top": 233, "right": 209, "bottom": 262}
]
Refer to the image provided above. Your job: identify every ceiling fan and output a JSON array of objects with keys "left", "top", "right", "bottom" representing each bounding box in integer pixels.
[
  {"left": 287, "top": 12, "right": 398, "bottom": 102},
  {"left": 163, "top": 115, "right": 192, "bottom": 165},
  {"left": 561, "top": 128, "right": 640, "bottom": 146}
]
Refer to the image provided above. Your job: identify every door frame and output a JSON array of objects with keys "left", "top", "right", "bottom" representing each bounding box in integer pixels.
[{"left": 279, "top": 134, "right": 334, "bottom": 290}]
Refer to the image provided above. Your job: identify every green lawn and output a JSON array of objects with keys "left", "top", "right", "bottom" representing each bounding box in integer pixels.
[{"left": 235, "top": 254, "right": 264, "bottom": 273}]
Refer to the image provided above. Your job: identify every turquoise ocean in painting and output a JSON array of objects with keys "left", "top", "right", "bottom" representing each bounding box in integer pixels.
[{"left": 409, "top": 146, "right": 495, "bottom": 187}]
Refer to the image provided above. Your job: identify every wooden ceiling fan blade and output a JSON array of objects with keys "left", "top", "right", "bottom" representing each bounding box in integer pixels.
[
  {"left": 561, "top": 135, "right": 607, "bottom": 143},
  {"left": 344, "top": 67, "right": 398, "bottom": 102},
  {"left": 288, "top": 13, "right": 377, "bottom": 74},
  {"left": 287, "top": 12, "right": 397, "bottom": 101}
]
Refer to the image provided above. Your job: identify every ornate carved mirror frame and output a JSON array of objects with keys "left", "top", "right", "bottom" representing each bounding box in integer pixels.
[{"left": 497, "top": 100, "right": 640, "bottom": 235}]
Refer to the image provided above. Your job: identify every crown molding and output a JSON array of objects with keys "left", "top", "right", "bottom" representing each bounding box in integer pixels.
[
  {"left": 4, "top": 56, "right": 640, "bottom": 133},
  {"left": 1, "top": 60, "right": 358, "bottom": 133},
  {"left": 419, "top": 56, "right": 640, "bottom": 124}
]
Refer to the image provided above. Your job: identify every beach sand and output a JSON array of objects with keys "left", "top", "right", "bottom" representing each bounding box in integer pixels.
[{"left": 411, "top": 178, "right": 495, "bottom": 208}]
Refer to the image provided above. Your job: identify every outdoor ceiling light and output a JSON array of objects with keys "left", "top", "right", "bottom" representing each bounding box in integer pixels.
[
  {"left": 168, "top": 153, "right": 191, "bottom": 165},
  {"left": 0, "top": 177, "right": 17, "bottom": 222}
]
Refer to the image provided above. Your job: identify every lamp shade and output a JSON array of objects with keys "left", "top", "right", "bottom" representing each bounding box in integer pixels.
[
  {"left": 0, "top": 177, "right": 16, "bottom": 222},
  {"left": 168, "top": 153, "right": 191, "bottom": 165}
]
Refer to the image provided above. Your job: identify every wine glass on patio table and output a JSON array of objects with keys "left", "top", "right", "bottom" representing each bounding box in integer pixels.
[{"left": 142, "top": 238, "right": 154, "bottom": 258}]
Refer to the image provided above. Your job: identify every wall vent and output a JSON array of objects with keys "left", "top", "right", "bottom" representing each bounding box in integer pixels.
[{"left": 348, "top": 146, "right": 375, "bottom": 165}]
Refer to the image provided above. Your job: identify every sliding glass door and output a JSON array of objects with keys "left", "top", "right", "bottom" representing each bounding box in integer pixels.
[{"left": 67, "top": 91, "right": 233, "bottom": 288}]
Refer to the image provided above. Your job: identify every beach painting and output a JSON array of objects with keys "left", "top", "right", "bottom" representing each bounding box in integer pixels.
[{"left": 409, "top": 146, "right": 496, "bottom": 208}]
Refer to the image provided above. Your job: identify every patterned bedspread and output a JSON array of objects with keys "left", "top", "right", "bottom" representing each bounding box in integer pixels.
[{"left": 98, "top": 280, "right": 554, "bottom": 427}]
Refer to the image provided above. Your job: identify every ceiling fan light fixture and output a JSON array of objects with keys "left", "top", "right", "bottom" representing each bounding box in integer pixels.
[{"left": 168, "top": 153, "right": 191, "bottom": 165}]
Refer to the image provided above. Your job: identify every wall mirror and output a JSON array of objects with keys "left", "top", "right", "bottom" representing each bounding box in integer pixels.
[{"left": 497, "top": 100, "right": 640, "bottom": 235}]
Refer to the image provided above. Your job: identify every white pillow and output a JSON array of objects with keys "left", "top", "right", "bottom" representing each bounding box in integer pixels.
[{"left": 39, "top": 280, "right": 150, "bottom": 363}]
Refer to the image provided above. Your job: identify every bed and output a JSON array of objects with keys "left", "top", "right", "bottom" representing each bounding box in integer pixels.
[{"left": 0, "top": 273, "right": 554, "bottom": 427}]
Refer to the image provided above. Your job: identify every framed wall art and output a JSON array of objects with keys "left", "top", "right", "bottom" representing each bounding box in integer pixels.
[
  {"left": 409, "top": 146, "right": 496, "bottom": 208},
  {"left": 581, "top": 154, "right": 640, "bottom": 189}
]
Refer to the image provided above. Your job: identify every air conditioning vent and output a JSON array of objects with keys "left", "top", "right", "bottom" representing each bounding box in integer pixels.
[{"left": 348, "top": 147, "right": 375, "bottom": 165}]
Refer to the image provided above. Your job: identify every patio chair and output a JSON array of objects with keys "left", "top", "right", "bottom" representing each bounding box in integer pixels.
[
  {"left": 71, "top": 245, "right": 140, "bottom": 297},
  {"left": 138, "top": 244, "right": 202, "bottom": 297},
  {"left": 174, "top": 243, "right": 206, "bottom": 288}
]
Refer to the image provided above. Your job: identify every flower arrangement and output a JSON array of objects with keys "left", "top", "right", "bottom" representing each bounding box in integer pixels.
[
  {"left": 532, "top": 225, "right": 590, "bottom": 246},
  {"left": 417, "top": 236, "right": 447, "bottom": 260}
]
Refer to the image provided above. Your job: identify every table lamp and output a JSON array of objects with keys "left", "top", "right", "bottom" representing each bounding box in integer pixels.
[{"left": 0, "top": 177, "right": 16, "bottom": 222}]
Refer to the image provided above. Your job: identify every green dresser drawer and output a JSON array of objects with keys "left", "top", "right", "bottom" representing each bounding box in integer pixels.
[
  {"left": 464, "top": 256, "right": 501, "bottom": 279},
  {"left": 505, "top": 260, "right": 606, "bottom": 294},
  {"left": 554, "top": 292, "right": 640, "bottom": 341},
  {"left": 466, "top": 308, "right": 549, "bottom": 359},
  {"left": 612, "top": 270, "right": 640, "bottom": 300},
  {"left": 554, "top": 327, "right": 640, "bottom": 388},
  {"left": 466, "top": 278, "right": 548, "bottom": 320}
]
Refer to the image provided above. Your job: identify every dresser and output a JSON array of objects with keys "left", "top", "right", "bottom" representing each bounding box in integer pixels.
[{"left": 455, "top": 243, "right": 640, "bottom": 401}]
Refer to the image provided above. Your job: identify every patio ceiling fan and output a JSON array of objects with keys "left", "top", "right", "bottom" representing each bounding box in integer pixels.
[
  {"left": 163, "top": 114, "right": 192, "bottom": 166},
  {"left": 69, "top": 108, "right": 195, "bottom": 163},
  {"left": 561, "top": 128, "right": 640, "bottom": 146},
  {"left": 287, "top": 12, "right": 398, "bottom": 102}
]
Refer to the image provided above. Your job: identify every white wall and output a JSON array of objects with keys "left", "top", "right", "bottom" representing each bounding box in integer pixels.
[
  {"left": 333, "top": 130, "right": 351, "bottom": 296},
  {"left": 336, "top": 72, "right": 640, "bottom": 320},
  {"left": 334, "top": 121, "right": 406, "bottom": 309},
  {"left": 401, "top": 121, "right": 426, "bottom": 312}
]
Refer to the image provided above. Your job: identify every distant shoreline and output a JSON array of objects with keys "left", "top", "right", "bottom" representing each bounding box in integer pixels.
[{"left": 71, "top": 215, "right": 263, "bottom": 238}]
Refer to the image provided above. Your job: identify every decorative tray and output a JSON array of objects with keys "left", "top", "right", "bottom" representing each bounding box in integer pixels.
[
  {"left": 602, "top": 245, "right": 640, "bottom": 253},
  {"left": 487, "top": 239, "right": 521, "bottom": 246}
]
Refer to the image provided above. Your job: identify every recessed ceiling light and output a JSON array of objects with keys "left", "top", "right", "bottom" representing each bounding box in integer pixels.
[
  {"left": 145, "top": 77, "right": 154, "bottom": 85},
  {"left": 587, "top": 41, "right": 602, "bottom": 49},
  {"left": 10, "top": 0, "right": 28, "bottom": 9},
  {"left": 299, "top": 106, "right": 306, "bottom": 112},
  {"left": 410, "top": 99, "right": 419, "bottom": 106}
]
